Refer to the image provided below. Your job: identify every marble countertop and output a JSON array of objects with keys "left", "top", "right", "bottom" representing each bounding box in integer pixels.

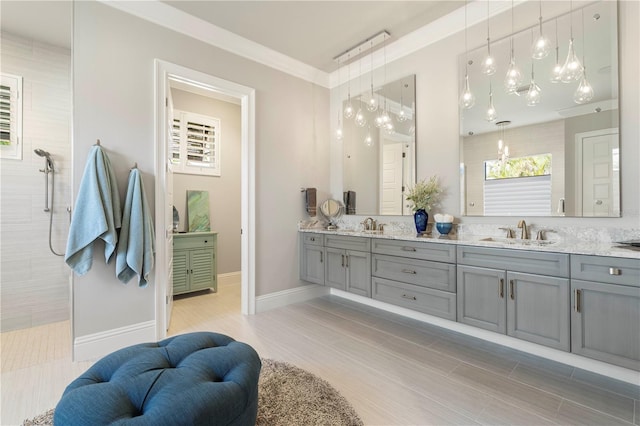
[{"left": 299, "top": 228, "right": 640, "bottom": 260}]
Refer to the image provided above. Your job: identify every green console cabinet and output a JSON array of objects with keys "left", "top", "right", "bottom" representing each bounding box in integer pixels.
[{"left": 173, "top": 232, "right": 217, "bottom": 295}]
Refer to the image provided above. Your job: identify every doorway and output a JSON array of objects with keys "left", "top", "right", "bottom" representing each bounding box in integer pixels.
[{"left": 154, "top": 60, "right": 256, "bottom": 338}]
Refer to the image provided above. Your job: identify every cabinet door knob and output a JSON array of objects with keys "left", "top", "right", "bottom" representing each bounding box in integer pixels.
[
  {"left": 310, "top": 237, "right": 315, "bottom": 241},
  {"left": 609, "top": 267, "right": 621, "bottom": 276},
  {"left": 204, "top": 240, "right": 208, "bottom": 243}
]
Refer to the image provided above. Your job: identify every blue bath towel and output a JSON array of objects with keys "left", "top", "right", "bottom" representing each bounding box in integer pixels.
[
  {"left": 116, "top": 168, "right": 155, "bottom": 286},
  {"left": 65, "top": 146, "right": 121, "bottom": 275}
]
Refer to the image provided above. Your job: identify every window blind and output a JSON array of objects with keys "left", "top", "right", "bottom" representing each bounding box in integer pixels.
[
  {"left": 171, "top": 110, "right": 221, "bottom": 176},
  {"left": 0, "top": 73, "right": 23, "bottom": 160},
  {"left": 484, "top": 175, "right": 552, "bottom": 216}
]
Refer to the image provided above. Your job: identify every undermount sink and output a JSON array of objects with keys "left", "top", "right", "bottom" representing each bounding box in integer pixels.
[{"left": 479, "top": 237, "right": 557, "bottom": 246}]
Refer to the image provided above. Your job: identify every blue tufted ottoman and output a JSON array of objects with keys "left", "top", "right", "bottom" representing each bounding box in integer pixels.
[{"left": 54, "top": 332, "right": 261, "bottom": 426}]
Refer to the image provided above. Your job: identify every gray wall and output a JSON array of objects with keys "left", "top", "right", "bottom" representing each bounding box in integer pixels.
[
  {"left": 72, "top": 1, "right": 329, "bottom": 338},
  {"left": 0, "top": 32, "right": 71, "bottom": 331},
  {"left": 331, "top": 0, "right": 639, "bottom": 229},
  {"left": 171, "top": 89, "right": 241, "bottom": 274}
]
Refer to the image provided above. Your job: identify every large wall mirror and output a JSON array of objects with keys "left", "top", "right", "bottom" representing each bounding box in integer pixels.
[
  {"left": 460, "top": 0, "right": 619, "bottom": 217},
  {"left": 343, "top": 74, "right": 416, "bottom": 216}
]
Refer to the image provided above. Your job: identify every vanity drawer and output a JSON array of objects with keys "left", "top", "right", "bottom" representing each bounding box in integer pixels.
[
  {"left": 371, "top": 239, "right": 456, "bottom": 263},
  {"left": 372, "top": 277, "right": 456, "bottom": 320},
  {"left": 301, "top": 233, "right": 324, "bottom": 246},
  {"left": 457, "top": 245, "right": 569, "bottom": 278},
  {"left": 325, "top": 234, "right": 370, "bottom": 252},
  {"left": 173, "top": 233, "right": 217, "bottom": 250},
  {"left": 372, "top": 254, "right": 456, "bottom": 292},
  {"left": 571, "top": 255, "right": 640, "bottom": 287}
]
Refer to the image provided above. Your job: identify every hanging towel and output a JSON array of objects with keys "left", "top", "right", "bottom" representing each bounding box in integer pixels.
[
  {"left": 65, "top": 145, "right": 121, "bottom": 275},
  {"left": 346, "top": 190, "right": 356, "bottom": 215},
  {"left": 116, "top": 168, "right": 155, "bottom": 287},
  {"left": 306, "top": 188, "right": 317, "bottom": 217}
]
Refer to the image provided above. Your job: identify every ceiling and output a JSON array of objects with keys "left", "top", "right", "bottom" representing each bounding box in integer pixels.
[{"left": 0, "top": 1, "right": 462, "bottom": 73}]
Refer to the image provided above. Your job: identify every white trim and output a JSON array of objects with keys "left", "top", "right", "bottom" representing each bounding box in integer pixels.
[
  {"left": 73, "top": 320, "right": 156, "bottom": 362},
  {"left": 330, "top": 289, "right": 640, "bottom": 386},
  {"left": 154, "top": 60, "right": 256, "bottom": 340},
  {"left": 101, "top": 0, "right": 329, "bottom": 88},
  {"left": 256, "top": 285, "right": 330, "bottom": 313}
]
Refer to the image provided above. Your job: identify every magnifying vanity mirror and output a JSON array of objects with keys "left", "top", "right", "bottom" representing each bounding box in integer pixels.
[
  {"left": 320, "top": 199, "right": 344, "bottom": 230},
  {"left": 459, "top": 0, "right": 619, "bottom": 217},
  {"left": 342, "top": 74, "right": 417, "bottom": 216}
]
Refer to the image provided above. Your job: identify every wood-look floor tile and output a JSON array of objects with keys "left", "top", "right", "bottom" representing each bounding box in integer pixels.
[
  {"left": 556, "top": 399, "right": 635, "bottom": 426},
  {"left": 571, "top": 368, "right": 640, "bottom": 400},
  {"left": 429, "top": 336, "right": 520, "bottom": 377}
]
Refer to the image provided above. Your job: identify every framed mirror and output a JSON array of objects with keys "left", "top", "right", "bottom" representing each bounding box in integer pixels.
[
  {"left": 342, "top": 74, "right": 416, "bottom": 216},
  {"left": 459, "top": 0, "right": 619, "bottom": 217}
]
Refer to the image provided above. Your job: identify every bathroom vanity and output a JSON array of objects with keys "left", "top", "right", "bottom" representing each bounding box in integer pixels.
[{"left": 299, "top": 229, "right": 640, "bottom": 371}]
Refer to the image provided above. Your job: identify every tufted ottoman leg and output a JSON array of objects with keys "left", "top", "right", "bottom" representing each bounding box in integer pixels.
[{"left": 54, "top": 332, "right": 261, "bottom": 426}]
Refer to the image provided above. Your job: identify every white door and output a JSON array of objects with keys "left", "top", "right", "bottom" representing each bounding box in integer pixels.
[
  {"left": 577, "top": 129, "right": 619, "bottom": 217},
  {"left": 380, "top": 142, "right": 403, "bottom": 215},
  {"left": 165, "top": 84, "right": 175, "bottom": 329}
]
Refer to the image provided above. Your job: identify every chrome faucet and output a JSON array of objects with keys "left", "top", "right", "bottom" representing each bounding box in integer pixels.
[
  {"left": 517, "top": 220, "right": 529, "bottom": 239},
  {"left": 362, "top": 217, "right": 377, "bottom": 231}
]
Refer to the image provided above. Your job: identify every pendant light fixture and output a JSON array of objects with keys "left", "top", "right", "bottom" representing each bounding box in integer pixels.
[
  {"left": 366, "top": 40, "right": 378, "bottom": 112},
  {"left": 504, "top": 0, "right": 523, "bottom": 94},
  {"left": 481, "top": 1, "right": 496, "bottom": 76},
  {"left": 486, "top": 79, "right": 497, "bottom": 122},
  {"left": 560, "top": 0, "right": 583, "bottom": 83},
  {"left": 497, "top": 120, "right": 510, "bottom": 164},
  {"left": 364, "top": 124, "right": 374, "bottom": 147},
  {"left": 343, "top": 53, "right": 354, "bottom": 119},
  {"left": 531, "top": 0, "right": 551, "bottom": 59},
  {"left": 379, "top": 33, "right": 392, "bottom": 125},
  {"left": 550, "top": 19, "right": 563, "bottom": 83},
  {"left": 397, "top": 81, "right": 409, "bottom": 122},
  {"left": 526, "top": 31, "right": 542, "bottom": 106},
  {"left": 354, "top": 48, "right": 367, "bottom": 127},
  {"left": 335, "top": 59, "right": 344, "bottom": 141},
  {"left": 460, "top": 0, "right": 475, "bottom": 109},
  {"left": 574, "top": 8, "right": 594, "bottom": 104}
]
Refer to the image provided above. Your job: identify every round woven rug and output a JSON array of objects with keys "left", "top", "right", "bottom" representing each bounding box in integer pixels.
[{"left": 22, "top": 358, "right": 363, "bottom": 426}]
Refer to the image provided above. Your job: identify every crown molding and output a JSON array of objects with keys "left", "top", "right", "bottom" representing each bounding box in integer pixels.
[{"left": 98, "top": 0, "right": 331, "bottom": 88}]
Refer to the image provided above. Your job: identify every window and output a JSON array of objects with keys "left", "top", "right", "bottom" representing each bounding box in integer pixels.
[
  {"left": 0, "top": 73, "right": 23, "bottom": 160},
  {"left": 171, "top": 109, "right": 221, "bottom": 176}
]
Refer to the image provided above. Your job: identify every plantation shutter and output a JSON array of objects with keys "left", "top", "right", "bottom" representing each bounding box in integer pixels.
[
  {"left": 0, "top": 73, "right": 23, "bottom": 160},
  {"left": 171, "top": 110, "right": 221, "bottom": 176},
  {"left": 484, "top": 175, "right": 552, "bottom": 216}
]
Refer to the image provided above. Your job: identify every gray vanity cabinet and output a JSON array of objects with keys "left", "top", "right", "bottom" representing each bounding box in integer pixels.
[
  {"left": 570, "top": 255, "right": 640, "bottom": 370},
  {"left": 457, "top": 246, "right": 570, "bottom": 351},
  {"left": 324, "top": 235, "right": 371, "bottom": 297},
  {"left": 300, "top": 233, "right": 324, "bottom": 285}
]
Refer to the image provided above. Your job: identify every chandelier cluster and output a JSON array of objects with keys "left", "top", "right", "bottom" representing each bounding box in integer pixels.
[{"left": 460, "top": 0, "right": 594, "bottom": 120}]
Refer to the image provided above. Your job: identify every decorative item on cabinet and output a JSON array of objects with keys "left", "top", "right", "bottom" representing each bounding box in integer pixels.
[
  {"left": 405, "top": 175, "right": 443, "bottom": 235},
  {"left": 173, "top": 232, "right": 217, "bottom": 295}
]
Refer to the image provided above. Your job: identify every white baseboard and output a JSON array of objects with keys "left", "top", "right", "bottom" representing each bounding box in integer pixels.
[
  {"left": 330, "top": 289, "right": 640, "bottom": 386},
  {"left": 73, "top": 320, "right": 156, "bottom": 362},
  {"left": 256, "top": 284, "right": 329, "bottom": 313},
  {"left": 218, "top": 271, "right": 241, "bottom": 287}
]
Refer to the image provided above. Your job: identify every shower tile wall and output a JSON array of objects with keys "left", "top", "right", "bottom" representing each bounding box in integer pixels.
[{"left": 0, "top": 32, "right": 72, "bottom": 331}]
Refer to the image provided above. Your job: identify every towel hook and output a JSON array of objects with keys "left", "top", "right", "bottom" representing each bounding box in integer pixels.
[
  {"left": 132, "top": 162, "right": 138, "bottom": 169},
  {"left": 95, "top": 139, "right": 101, "bottom": 146}
]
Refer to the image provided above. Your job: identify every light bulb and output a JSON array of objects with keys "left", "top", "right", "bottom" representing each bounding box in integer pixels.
[
  {"left": 366, "top": 94, "right": 378, "bottom": 112},
  {"left": 504, "top": 59, "right": 523, "bottom": 94},
  {"left": 485, "top": 92, "right": 497, "bottom": 122},
  {"left": 344, "top": 101, "right": 354, "bottom": 119},
  {"left": 364, "top": 131, "right": 374, "bottom": 147},
  {"left": 381, "top": 111, "right": 391, "bottom": 124},
  {"left": 374, "top": 113, "right": 384, "bottom": 128},
  {"left": 481, "top": 54, "right": 496, "bottom": 76},
  {"left": 336, "top": 127, "right": 343, "bottom": 141},
  {"left": 532, "top": 34, "right": 551, "bottom": 59},
  {"left": 560, "top": 39, "right": 583, "bottom": 83},
  {"left": 397, "top": 109, "right": 409, "bottom": 122},
  {"left": 526, "top": 80, "right": 542, "bottom": 106},
  {"left": 550, "top": 62, "right": 562, "bottom": 83},
  {"left": 384, "top": 122, "right": 395, "bottom": 135},
  {"left": 354, "top": 108, "right": 366, "bottom": 127},
  {"left": 574, "top": 71, "right": 594, "bottom": 104},
  {"left": 460, "top": 74, "right": 475, "bottom": 109}
]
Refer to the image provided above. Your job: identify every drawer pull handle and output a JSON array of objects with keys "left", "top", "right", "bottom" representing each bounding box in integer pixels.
[
  {"left": 341, "top": 254, "right": 345, "bottom": 267},
  {"left": 320, "top": 252, "right": 323, "bottom": 263},
  {"left": 310, "top": 237, "right": 315, "bottom": 241},
  {"left": 345, "top": 255, "right": 349, "bottom": 268},
  {"left": 402, "top": 294, "right": 417, "bottom": 301},
  {"left": 575, "top": 289, "right": 582, "bottom": 312},
  {"left": 402, "top": 269, "right": 417, "bottom": 274},
  {"left": 609, "top": 267, "right": 621, "bottom": 276},
  {"left": 499, "top": 279, "right": 504, "bottom": 298},
  {"left": 509, "top": 280, "right": 515, "bottom": 300},
  {"left": 402, "top": 247, "right": 417, "bottom": 252}
]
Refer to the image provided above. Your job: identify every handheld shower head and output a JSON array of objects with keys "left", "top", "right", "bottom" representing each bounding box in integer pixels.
[{"left": 34, "top": 148, "right": 54, "bottom": 171}]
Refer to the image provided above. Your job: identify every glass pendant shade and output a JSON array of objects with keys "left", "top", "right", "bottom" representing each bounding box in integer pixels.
[
  {"left": 550, "top": 62, "right": 563, "bottom": 83},
  {"left": 397, "top": 109, "right": 409, "bottom": 122},
  {"left": 354, "top": 108, "right": 366, "bottom": 127},
  {"left": 485, "top": 92, "right": 497, "bottom": 122},
  {"left": 336, "top": 126, "right": 343, "bottom": 141},
  {"left": 526, "top": 79, "right": 542, "bottom": 106},
  {"left": 481, "top": 52, "right": 496, "bottom": 76},
  {"left": 366, "top": 95, "right": 378, "bottom": 112},
  {"left": 460, "top": 74, "right": 475, "bottom": 109},
  {"left": 574, "top": 70, "right": 594, "bottom": 104},
  {"left": 384, "top": 121, "right": 394, "bottom": 135},
  {"left": 532, "top": 33, "right": 551, "bottom": 59},
  {"left": 504, "top": 58, "right": 523, "bottom": 94},
  {"left": 560, "top": 39, "right": 583, "bottom": 83},
  {"left": 374, "top": 112, "right": 384, "bottom": 128},
  {"left": 364, "top": 128, "right": 374, "bottom": 147},
  {"left": 344, "top": 101, "right": 354, "bottom": 119}
]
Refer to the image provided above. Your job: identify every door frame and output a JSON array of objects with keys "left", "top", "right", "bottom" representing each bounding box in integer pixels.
[{"left": 154, "top": 60, "right": 256, "bottom": 338}]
